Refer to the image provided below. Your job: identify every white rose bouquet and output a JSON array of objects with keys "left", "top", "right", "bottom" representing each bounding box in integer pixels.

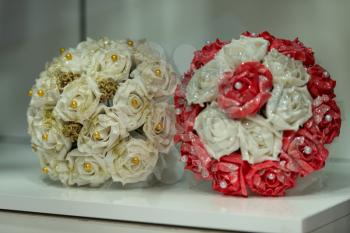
[{"left": 27, "top": 38, "right": 181, "bottom": 187}]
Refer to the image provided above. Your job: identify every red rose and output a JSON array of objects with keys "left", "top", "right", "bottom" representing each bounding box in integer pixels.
[
  {"left": 211, "top": 153, "right": 248, "bottom": 197},
  {"left": 246, "top": 160, "right": 297, "bottom": 197},
  {"left": 270, "top": 37, "right": 315, "bottom": 67},
  {"left": 191, "top": 39, "right": 228, "bottom": 70},
  {"left": 179, "top": 132, "right": 213, "bottom": 179},
  {"left": 217, "top": 62, "right": 273, "bottom": 118},
  {"left": 304, "top": 95, "right": 341, "bottom": 144},
  {"left": 282, "top": 129, "right": 329, "bottom": 176},
  {"left": 241, "top": 31, "right": 275, "bottom": 45},
  {"left": 307, "top": 65, "right": 336, "bottom": 98}
]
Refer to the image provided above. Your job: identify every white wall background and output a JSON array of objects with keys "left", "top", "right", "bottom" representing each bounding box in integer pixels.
[{"left": 0, "top": 0, "right": 349, "bottom": 159}]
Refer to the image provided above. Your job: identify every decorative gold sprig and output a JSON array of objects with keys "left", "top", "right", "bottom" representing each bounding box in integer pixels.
[
  {"left": 55, "top": 71, "right": 81, "bottom": 93},
  {"left": 98, "top": 78, "right": 118, "bottom": 102},
  {"left": 62, "top": 121, "right": 83, "bottom": 142}
]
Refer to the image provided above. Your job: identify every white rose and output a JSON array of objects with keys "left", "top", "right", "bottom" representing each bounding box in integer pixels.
[
  {"left": 186, "top": 59, "right": 224, "bottom": 105},
  {"left": 66, "top": 149, "right": 110, "bottom": 187},
  {"left": 29, "top": 71, "right": 60, "bottom": 108},
  {"left": 194, "top": 103, "right": 240, "bottom": 159},
  {"left": 54, "top": 76, "right": 102, "bottom": 123},
  {"left": 113, "top": 79, "right": 151, "bottom": 130},
  {"left": 266, "top": 84, "right": 312, "bottom": 130},
  {"left": 89, "top": 42, "right": 132, "bottom": 82},
  {"left": 239, "top": 115, "right": 282, "bottom": 164},
  {"left": 30, "top": 112, "right": 71, "bottom": 160},
  {"left": 105, "top": 137, "right": 158, "bottom": 185},
  {"left": 77, "top": 107, "right": 129, "bottom": 154},
  {"left": 216, "top": 36, "right": 269, "bottom": 69},
  {"left": 131, "top": 59, "right": 177, "bottom": 99},
  {"left": 263, "top": 49, "right": 310, "bottom": 87},
  {"left": 186, "top": 36, "right": 269, "bottom": 105},
  {"left": 143, "top": 102, "right": 176, "bottom": 153}
]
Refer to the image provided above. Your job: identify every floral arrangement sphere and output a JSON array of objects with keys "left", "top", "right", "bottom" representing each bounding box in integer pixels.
[
  {"left": 27, "top": 38, "right": 180, "bottom": 186},
  {"left": 175, "top": 32, "right": 341, "bottom": 197}
]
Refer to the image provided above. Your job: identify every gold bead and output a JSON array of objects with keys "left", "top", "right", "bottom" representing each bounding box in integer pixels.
[
  {"left": 131, "top": 155, "right": 140, "bottom": 166},
  {"left": 28, "top": 89, "right": 33, "bottom": 97},
  {"left": 130, "top": 97, "right": 140, "bottom": 109},
  {"left": 154, "top": 122, "right": 164, "bottom": 134},
  {"left": 92, "top": 131, "right": 101, "bottom": 141},
  {"left": 37, "top": 89, "right": 44, "bottom": 97},
  {"left": 111, "top": 54, "right": 118, "bottom": 62},
  {"left": 59, "top": 48, "right": 66, "bottom": 54},
  {"left": 83, "top": 162, "right": 92, "bottom": 172},
  {"left": 42, "top": 132, "right": 49, "bottom": 141},
  {"left": 42, "top": 166, "right": 49, "bottom": 174},
  {"left": 154, "top": 68, "right": 162, "bottom": 77},
  {"left": 65, "top": 52, "right": 73, "bottom": 60},
  {"left": 70, "top": 99, "right": 78, "bottom": 109},
  {"left": 127, "top": 40, "right": 134, "bottom": 47}
]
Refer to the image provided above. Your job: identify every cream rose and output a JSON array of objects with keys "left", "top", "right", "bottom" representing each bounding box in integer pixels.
[
  {"left": 194, "top": 103, "right": 240, "bottom": 159},
  {"left": 112, "top": 79, "right": 151, "bottom": 130},
  {"left": 30, "top": 112, "right": 71, "bottom": 160},
  {"left": 48, "top": 48, "right": 89, "bottom": 74},
  {"left": 36, "top": 151, "right": 70, "bottom": 183},
  {"left": 263, "top": 49, "right": 310, "bottom": 87},
  {"left": 238, "top": 115, "right": 282, "bottom": 164},
  {"left": 143, "top": 102, "right": 176, "bottom": 153},
  {"left": 54, "top": 76, "right": 102, "bottom": 123},
  {"left": 89, "top": 42, "right": 132, "bottom": 82},
  {"left": 131, "top": 59, "right": 177, "bottom": 99},
  {"left": 66, "top": 149, "right": 110, "bottom": 187},
  {"left": 105, "top": 137, "right": 158, "bottom": 184},
  {"left": 29, "top": 71, "right": 60, "bottom": 108},
  {"left": 77, "top": 107, "right": 129, "bottom": 154},
  {"left": 266, "top": 85, "right": 312, "bottom": 130}
]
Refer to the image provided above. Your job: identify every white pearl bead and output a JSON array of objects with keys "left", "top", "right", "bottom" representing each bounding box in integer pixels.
[
  {"left": 303, "top": 146, "right": 312, "bottom": 155},
  {"left": 219, "top": 180, "right": 227, "bottom": 189},
  {"left": 325, "top": 114, "right": 333, "bottom": 122},
  {"left": 234, "top": 81, "right": 243, "bottom": 90},
  {"left": 267, "top": 173, "right": 276, "bottom": 180},
  {"left": 175, "top": 108, "right": 182, "bottom": 115},
  {"left": 323, "top": 71, "right": 330, "bottom": 78},
  {"left": 181, "top": 155, "right": 188, "bottom": 162}
]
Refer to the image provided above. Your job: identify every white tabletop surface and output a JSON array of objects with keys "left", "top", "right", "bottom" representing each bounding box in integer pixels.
[{"left": 0, "top": 142, "right": 349, "bottom": 233}]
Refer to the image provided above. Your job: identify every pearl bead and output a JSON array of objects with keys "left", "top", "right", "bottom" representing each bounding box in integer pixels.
[
  {"left": 83, "top": 162, "right": 92, "bottom": 172},
  {"left": 325, "top": 114, "right": 333, "bottom": 122},
  {"left": 181, "top": 155, "right": 188, "bottom": 162},
  {"left": 42, "top": 132, "right": 49, "bottom": 141},
  {"left": 28, "top": 89, "right": 33, "bottom": 97},
  {"left": 267, "top": 173, "right": 276, "bottom": 180},
  {"left": 42, "top": 167, "right": 49, "bottom": 174},
  {"left": 37, "top": 89, "right": 44, "bottom": 97},
  {"left": 234, "top": 81, "right": 243, "bottom": 90},
  {"left": 175, "top": 108, "right": 182, "bottom": 115},
  {"left": 92, "top": 131, "right": 101, "bottom": 141},
  {"left": 127, "top": 40, "right": 134, "bottom": 47},
  {"left": 131, "top": 97, "right": 140, "bottom": 108},
  {"left": 219, "top": 180, "right": 227, "bottom": 189},
  {"left": 111, "top": 54, "right": 118, "bottom": 62},
  {"left": 323, "top": 71, "right": 330, "bottom": 78},
  {"left": 303, "top": 146, "right": 312, "bottom": 155},
  {"left": 131, "top": 155, "right": 140, "bottom": 166},
  {"left": 65, "top": 52, "right": 73, "bottom": 60},
  {"left": 59, "top": 48, "right": 66, "bottom": 54},
  {"left": 154, "top": 68, "right": 162, "bottom": 77},
  {"left": 154, "top": 122, "right": 164, "bottom": 134},
  {"left": 70, "top": 99, "right": 78, "bottom": 109}
]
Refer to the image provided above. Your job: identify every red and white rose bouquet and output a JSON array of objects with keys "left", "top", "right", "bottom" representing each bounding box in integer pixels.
[{"left": 175, "top": 32, "right": 341, "bottom": 197}]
